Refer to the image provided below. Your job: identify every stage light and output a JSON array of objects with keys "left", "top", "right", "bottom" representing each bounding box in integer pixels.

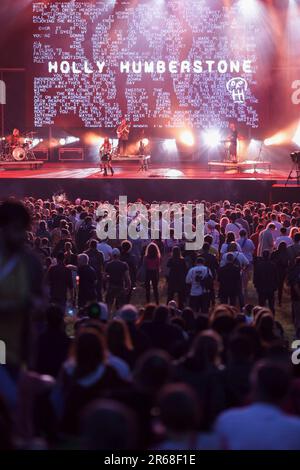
[
  {"left": 83, "top": 132, "right": 105, "bottom": 147},
  {"left": 66, "top": 136, "right": 80, "bottom": 144},
  {"left": 248, "top": 139, "right": 261, "bottom": 149},
  {"left": 59, "top": 138, "right": 66, "bottom": 146},
  {"left": 203, "top": 129, "right": 221, "bottom": 149},
  {"left": 247, "top": 139, "right": 262, "bottom": 156},
  {"left": 31, "top": 138, "right": 41, "bottom": 149},
  {"left": 264, "top": 131, "right": 289, "bottom": 146},
  {"left": 180, "top": 130, "right": 194, "bottom": 147},
  {"left": 163, "top": 139, "right": 177, "bottom": 152},
  {"left": 292, "top": 122, "right": 300, "bottom": 147},
  {"left": 291, "top": 151, "right": 300, "bottom": 165},
  {"left": 238, "top": 0, "right": 259, "bottom": 17}
]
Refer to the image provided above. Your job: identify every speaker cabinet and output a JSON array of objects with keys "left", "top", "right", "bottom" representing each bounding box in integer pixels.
[{"left": 58, "top": 147, "right": 84, "bottom": 161}]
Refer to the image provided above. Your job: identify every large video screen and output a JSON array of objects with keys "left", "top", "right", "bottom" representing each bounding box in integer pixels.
[{"left": 32, "top": 0, "right": 260, "bottom": 130}]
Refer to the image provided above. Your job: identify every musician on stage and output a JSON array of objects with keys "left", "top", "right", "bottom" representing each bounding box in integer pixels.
[
  {"left": 227, "top": 122, "right": 238, "bottom": 163},
  {"left": 117, "top": 117, "right": 130, "bottom": 156},
  {"left": 138, "top": 137, "right": 149, "bottom": 171},
  {"left": 100, "top": 137, "right": 114, "bottom": 176},
  {"left": 7, "top": 128, "right": 21, "bottom": 148}
]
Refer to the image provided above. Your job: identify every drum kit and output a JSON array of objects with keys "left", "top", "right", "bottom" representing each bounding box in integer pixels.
[{"left": 0, "top": 131, "right": 37, "bottom": 162}]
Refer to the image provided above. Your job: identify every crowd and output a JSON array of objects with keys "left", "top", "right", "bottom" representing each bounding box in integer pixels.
[{"left": 0, "top": 196, "right": 300, "bottom": 450}]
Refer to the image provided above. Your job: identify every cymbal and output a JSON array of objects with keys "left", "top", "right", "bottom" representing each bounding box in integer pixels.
[{"left": 25, "top": 131, "right": 38, "bottom": 136}]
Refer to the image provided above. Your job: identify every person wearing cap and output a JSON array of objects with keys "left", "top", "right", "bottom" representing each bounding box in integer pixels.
[{"left": 105, "top": 248, "right": 131, "bottom": 312}]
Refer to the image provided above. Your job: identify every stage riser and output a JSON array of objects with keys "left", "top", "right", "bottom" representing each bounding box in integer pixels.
[{"left": 0, "top": 178, "right": 283, "bottom": 204}]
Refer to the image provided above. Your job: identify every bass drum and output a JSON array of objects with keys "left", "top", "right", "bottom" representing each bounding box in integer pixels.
[{"left": 12, "top": 146, "right": 26, "bottom": 161}]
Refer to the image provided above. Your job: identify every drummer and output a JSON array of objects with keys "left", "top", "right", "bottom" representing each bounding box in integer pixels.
[{"left": 7, "top": 128, "right": 21, "bottom": 148}]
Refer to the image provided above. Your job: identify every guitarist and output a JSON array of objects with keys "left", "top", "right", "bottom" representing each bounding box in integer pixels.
[
  {"left": 100, "top": 137, "right": 114, "bottom": 176},
  {"left": 117, "top": 117, "right": 130, "bottom": 156}
]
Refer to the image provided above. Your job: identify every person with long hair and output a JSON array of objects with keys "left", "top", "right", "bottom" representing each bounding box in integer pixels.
[
  {"left": 107, "top": 318, "right": 135, "bottom": 368},
  {"left": 143, "top": 242, "right": 161, "bottom": 304},
  {"left": 289, "top": 227, "right": 299, "bottom": 241},
  {"left": 100, "top": 137, "right": 114, "bottom": 176},
  {"left": 166, "top": 246, "right": 188, "bottom": 309},
  {"left": 220, "top": 232, "right": 240, "bottom": 259}
]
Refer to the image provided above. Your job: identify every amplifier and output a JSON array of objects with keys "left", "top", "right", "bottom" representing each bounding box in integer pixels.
[
  {"left": 58, "top": 147, "right": 84, "bottom": 161},
  {"left": 32, "top": 147, "right": 49, "bottom": 161}
]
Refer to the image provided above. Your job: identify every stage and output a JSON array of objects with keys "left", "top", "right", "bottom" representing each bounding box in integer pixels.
[{"left": 0, "top": 161, "right": 297, "bottom": 203}]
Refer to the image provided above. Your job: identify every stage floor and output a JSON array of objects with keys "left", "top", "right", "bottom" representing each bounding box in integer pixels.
[
  {"left": 0, "top": 162, "right": 289, "bottom": 181},
  {"left": 0, "top": 162, "right": 297, "bottom": 203}
]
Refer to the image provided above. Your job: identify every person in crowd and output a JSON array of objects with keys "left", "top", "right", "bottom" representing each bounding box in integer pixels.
[
  {"left": 155, "top": 384, "right": 220, "bottom": 450},
  {"left": 139, "top": 305, "right": 184, "bottom": 354},
  {"left": 253, "top": 251, "right": 278, "bottom": 315},
  {"left": 36, "top": 220, "right": 51, "bottom": 241},
  {"left": 224, "top": 332, "right": 254, "bottom": 408},
  {"left": 199, "top": 242, "right": 219, "bottom": 280},
  {"left": 77, "top": 253, "right": 97, "bottom": 308},
  {"left": 220, "top": 242, "right": 249, "bottom": 269},
  {"left": 174, "top": 331, "right": 225, "bottom": 428},
  {"left": 80, "top": 400, "right": 137, "bottom": 450},
  {"left": 204, "top": 220, "right": 220, "bottom": 251},
  {"left": 218, "top": 254, "right": 241, "bottom": 306},
  {"left": 250, "top": 224, "right": 264, "bottom": 260},
  {"left": 107, "top": 318, "right": 135, "bottom": 368},
  {"left": 220, "top": 232, "right": 239, "bottom": 258},
  {"left": 288, "top": 233, "right": 300, "bottom": 267},
  {"left": 41, "top": 237, "right": 51, "bottom": 259},
  {"left": 97, "top": 236, "right": 113, "bottom": 262},
  {"left": 33, "top": 304, "right": 70, "bottom": 377},
  {"left": 225, "top": 213, "right": 242, "bottom": 238},
  {"left": 236, "top": 211, "right": 250, "bottom": 236},
  {"left": 257, "top": 223, "right": 276, "bottom": 257},
  {"left": 120, "top": 240, "right": 137, "bottom": 302},
  {"left": 64, "top": 241, "right": 77, "bottom": 266},
  {"left": 215, "top": 361, "right": 300, "bottom": 450},
  {"left": 143, "top": 242, "right": 161, "bottom": 305},
  {"left": 186, "top": 257, "right": 213, "bottom": 314},
  {"left": 203, "top": 234, "right": 218, "bottom": 258},
  {"left": 105, "top": 248, "right": 131, "bottom": 311},
  {"left": 237, "top": 229, "right": 255, "bottom": 295},
  {"left": 47, "top": 251, "right": 74, "bottom": 310},
  {"left": 58, "top": 329, "right": 126, "bottom": 435},
  {"left": 275, "top": 227, "right": 293, "bottom": 248},
  {"left": 270, "top": 212, "right": 282, "bottom": 239},
  {"left": 85, "top": 239, "right": 104, "bottom": 301},
  {"left": 75, "top": 216, "right": 95, "bottom": 253},
  {"left": 32, "top": 237, "right": 48, "bottom": 264},
  {"left": 52, "top": 228, "right": 73, "bottom": 257},
  {"left": 271, "top": 242, "right": 289, "bottom": 306},
  {"left": 0, "top": 200, "right": 44, "bottom": 369},
  {"left": 288, "top": 256, "right": 300, "bottom": 338},
  {"left": 166, "top": 246, "right": 188, "bottom": 309}
]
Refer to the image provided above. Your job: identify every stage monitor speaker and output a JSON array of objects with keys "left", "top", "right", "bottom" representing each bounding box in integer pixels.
[
  {"left": 32, "top": 147, "right": 49, "bottom": 161},
  {"left": 58, "top": 147, "right": 84, "bottom": 161}
]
